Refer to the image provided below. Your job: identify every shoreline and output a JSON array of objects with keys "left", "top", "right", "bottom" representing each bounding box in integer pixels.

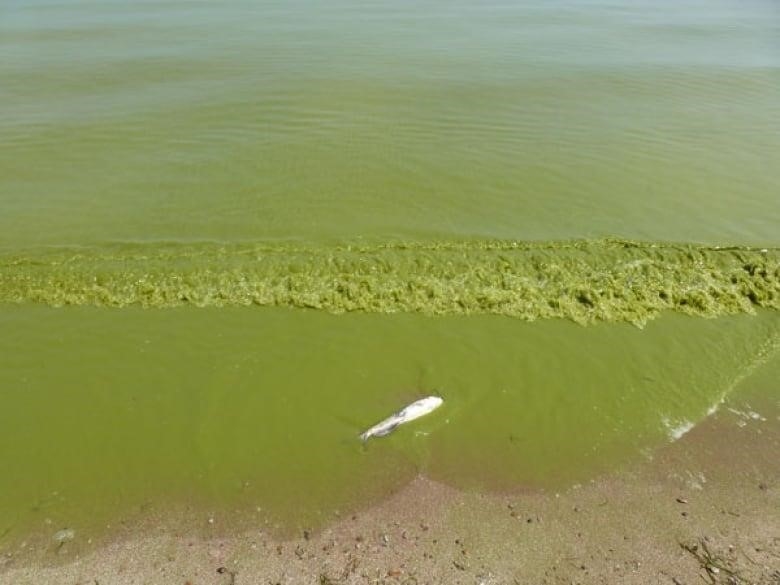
[{"left": 2, "top": 392, "right": 778, "bottom": 584}]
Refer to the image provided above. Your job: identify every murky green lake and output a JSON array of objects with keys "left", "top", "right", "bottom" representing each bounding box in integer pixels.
[{"left": 1, "top": 0, "right": 779, "bottom": 544}]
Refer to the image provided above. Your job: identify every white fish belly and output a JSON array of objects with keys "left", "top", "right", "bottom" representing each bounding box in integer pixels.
[{"left": 360, "top": 396, "right": 443, "bottom": 441}]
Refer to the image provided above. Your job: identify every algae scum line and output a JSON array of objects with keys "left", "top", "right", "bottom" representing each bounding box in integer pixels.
[{"left": 1, "top": 238, "right": 777, "bottom": 325}]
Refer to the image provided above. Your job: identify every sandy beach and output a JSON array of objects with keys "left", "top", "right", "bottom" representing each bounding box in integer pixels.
[{"left": 1, "top": 395, "right": 777, "bottom": 585}]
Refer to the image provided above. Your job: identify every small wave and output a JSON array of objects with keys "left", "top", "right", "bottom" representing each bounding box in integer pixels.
[{"left": 663, "top": 418, "right": 695, "bottom": 441}]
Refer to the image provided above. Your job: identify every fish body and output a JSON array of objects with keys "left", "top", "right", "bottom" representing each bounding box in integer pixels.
[{"left": 359, "top": 396, "right": 443, "bottom": 442}]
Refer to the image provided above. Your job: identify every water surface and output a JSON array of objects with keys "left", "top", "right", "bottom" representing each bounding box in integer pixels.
[
  {"left": 2, "top": 0, "right": 779, "bottom": 246},
  {"left": 0, "top": 307, "right": 778, "bottom": 540}
]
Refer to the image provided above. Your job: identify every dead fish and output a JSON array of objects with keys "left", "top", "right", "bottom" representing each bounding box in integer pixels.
[{"left": 359, "top": 396, "right": 443, "bottom": 442}]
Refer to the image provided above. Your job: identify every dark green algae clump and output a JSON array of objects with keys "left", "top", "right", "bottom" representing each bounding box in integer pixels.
[{"left": 0, "top": 238, "right": 777, "bottom": 326}]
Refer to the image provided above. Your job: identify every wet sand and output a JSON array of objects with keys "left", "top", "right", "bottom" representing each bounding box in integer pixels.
[{"left": 1, "top": 402, "right": 778, "bottom": 585}]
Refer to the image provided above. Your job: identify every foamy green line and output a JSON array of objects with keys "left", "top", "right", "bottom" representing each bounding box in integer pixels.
[{"left": 1, "top": 239, "right": 777, "bottom": 325}]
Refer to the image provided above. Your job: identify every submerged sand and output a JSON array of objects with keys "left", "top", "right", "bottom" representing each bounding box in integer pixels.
[{"left": 1, "top": 401, "right": 778, "bottom": 585}]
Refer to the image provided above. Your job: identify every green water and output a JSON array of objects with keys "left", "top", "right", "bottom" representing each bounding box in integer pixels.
[
  {"left": 1, "top": 307, "right": 778, "bottom": 540},
  {"left": 2, "top": 0, "right": 779, "bottom": 247},
  {"left": 1, "top": 0, "right": 780, "bottom": 546}
]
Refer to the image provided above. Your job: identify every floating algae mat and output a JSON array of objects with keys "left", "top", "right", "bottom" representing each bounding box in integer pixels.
[
  {"left": 1, "top": 239, "right": 777, "bottom": 325},
  {"left": 0, "top": 305, "right": 778, "bottom": 545}
]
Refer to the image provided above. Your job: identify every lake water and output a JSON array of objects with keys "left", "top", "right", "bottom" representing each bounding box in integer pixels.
[{"left": 1, "top": 0, "right": 778, "bottom": 544}]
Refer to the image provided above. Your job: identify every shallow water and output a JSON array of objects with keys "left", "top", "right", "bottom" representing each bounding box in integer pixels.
[
  {"left": 1, "top": 0, "right": 779, "bottom": 547},
  {"left": 0, "top": 308, "right": 778, "bottom": 541}
]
